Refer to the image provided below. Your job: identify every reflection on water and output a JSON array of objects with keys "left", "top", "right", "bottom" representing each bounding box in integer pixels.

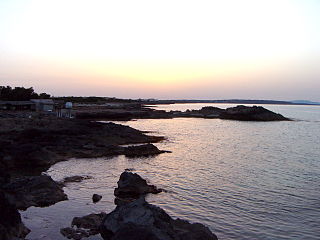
[{"left": 22, "top": 104, "right": 320, "bottom": 240}]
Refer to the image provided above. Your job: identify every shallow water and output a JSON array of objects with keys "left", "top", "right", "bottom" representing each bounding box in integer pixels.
[{"left": 22, "top": 104, "right": 320, "bottom": 240}]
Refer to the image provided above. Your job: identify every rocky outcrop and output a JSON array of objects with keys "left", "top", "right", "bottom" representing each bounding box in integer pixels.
[
  {"left": 219, "top": 105, "right": 289, "bottom": 121},
  {"left": 72, "top": 213, "right": 106, "bottom": 231},
  {"left": 0, "top": 191, "right": 30, "bottom": 240},
  {"left": 100, "top": 197, "right": 218, "bottom": 240},
  {"left": 123, "top": 144, "right": 170, "bottom": 157},
  {"left": 174, "top": 105, "right": 289, "bottom": 121},
  {"left": 61, "top": 212, "right": 107, "bottom": 239},
  {"left": 0, "top": 118, "right": 165, "bottom": 174},
  {"left": 114, "top": 171, "right": 162, "bottom": 203},
  {"left": 2, "top": 175, "right": 67, "bottom": 210},
  {"left": 92, "top": 194, "right": 102, "bottom": 203},
  {"left": 99, "top": 172, "right": 218, "bottom": 240},
  {"left": 93, "top": 105, "right": 289, "bottom": 121},
  {"left": 0, "top": 170, "right": 30, "bottom": 239}
]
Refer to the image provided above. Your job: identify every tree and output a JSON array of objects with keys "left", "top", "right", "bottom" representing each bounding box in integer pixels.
[{"left": 0, "top": 86, "right": 51, "bottom": 101}]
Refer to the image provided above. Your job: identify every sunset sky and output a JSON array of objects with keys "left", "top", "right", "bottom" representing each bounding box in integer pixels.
[{"left": 0, "top": 0, "right": 319, "bottom": 100}]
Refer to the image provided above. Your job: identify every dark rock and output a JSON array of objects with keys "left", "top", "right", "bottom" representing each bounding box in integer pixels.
[
  {"left": 111, "top": 223, "right": 160, "bottom": 240},
  {"left": 123, "top": 144, "right": 169, "bottom": 157},
  {"left": 0, "top": 168, "right": 10, "bottom": 185},
  {"left": 3, "top": 175, "right": 67, "bottom": 210},
  {"left": 61, "top": 212, "right": 106, "bottom": 239},
  {"left": 199, "top": 106, "right": 224, "bottom": 116},
  {"left": 62, "top": 175, "right": 93, "bottom": 185},
  {"left": 114, "top": 171, "right": 162, "bottom": 202},
  {"left": 0, "top": 191, "right": 30, "bottom": 240},
  {"left": 220, "top": 105, "right": 289, "bottom": 121},
  {"left": 92, "top": 194, "right": 102, "bottom": 203},
  {"left": 76, "top": 111, "right": 135, "bottom": 120},
  {"left": 60, "top": 227, "right": 89, "bottom": 240},
  {"left": 72, "top": 212, "right": 106, "bottom": 231},
  {"left": 114, "top": 196, "right": 139, "bottom": 206},
  {"left": 0, "top": 119, "right": 165, "bottom": 174},
  {"left": 9, "top": 143, "right": 59, "bottom": 169},
  {"left": 100, "top": 197, "right": 218, "bottom": 240}
]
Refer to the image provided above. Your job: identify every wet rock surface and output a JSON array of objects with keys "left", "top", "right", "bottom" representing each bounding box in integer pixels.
[
  {"left": 100, "top": 197, "right": 218, "bottom": 240},
  {"left": 92, "top": 194, "right": 102, "bottom": 203},
  {"left": 61, "top": 172, "right": 218, "bottom": 240},
  {"left": 2, "top": 175, "right": 67, "bottom": 210},
  {"left": 61, "top": 212, "right": 107, "bottom": 239},
  {"left": 72, "top": 213, "right": 107, "bottom": 231},
  {"left": 100, "top": 172, "right": 218, "bottom": 240},
  {"left": 114, "top": 171, "right": 162, "bottom": 202},
  {"left": 60, "top": 227, "right": 89, "bottom": 240},
  {"left": 0, "top": 191, "right": 30, "bottom": 240}
]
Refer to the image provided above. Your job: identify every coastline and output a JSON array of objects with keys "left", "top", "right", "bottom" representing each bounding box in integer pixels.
[
  {"left": 0, "top": 103, "right": 290, "bottom": 239},
  {"left": 0, "top": 112, "right": 168, "bottom": 239}
]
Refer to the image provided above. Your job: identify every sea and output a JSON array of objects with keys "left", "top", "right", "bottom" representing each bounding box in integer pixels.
[{"left": 21, "top": 103, "right": 320, "bottom": 240}]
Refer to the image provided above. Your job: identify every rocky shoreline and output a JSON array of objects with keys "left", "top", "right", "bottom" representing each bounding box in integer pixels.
[
  {"left": 60, "top": 171, "right": 218, "bottom": 240},
  {"left": 0, "top": 117, "right": 166, "bottom": 175},
  {"left": 0, "top": 104, "right": 290, "bottom": 239},
  {"left": 0, "top": 114, "right": 168, "bottom": 239},
  {"left": 74, "top": 104, "right": 290, "bottom": 121}
]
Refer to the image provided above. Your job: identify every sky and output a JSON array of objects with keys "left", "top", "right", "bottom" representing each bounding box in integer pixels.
[{"left": 0, "top": 0, "right": 319, "bottom": 100}]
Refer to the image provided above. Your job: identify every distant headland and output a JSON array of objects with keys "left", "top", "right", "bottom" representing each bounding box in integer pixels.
[{"left": 141, "top": 99, "right": 320, "bottom": 106}]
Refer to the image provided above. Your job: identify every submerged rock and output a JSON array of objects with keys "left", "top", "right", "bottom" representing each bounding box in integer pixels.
[
  {"left": 0, "top": 191, "right": 30, "bottom": 240},
  {"left": 100, "top": 197, "right": 218, "bottom": 240},
  {"left": 220, "top": 105, "right": 289, "bottom": 121},
  {"left": 2, "top": 175, "right": 67, "bottom": 210},
  {"left": 114, "top": 171, "right": 162, "bottom": 202}
]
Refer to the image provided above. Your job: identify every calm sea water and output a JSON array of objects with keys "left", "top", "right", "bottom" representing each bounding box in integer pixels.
[{"left": 22, "top": 104, "right": 320, "bottom": 240}]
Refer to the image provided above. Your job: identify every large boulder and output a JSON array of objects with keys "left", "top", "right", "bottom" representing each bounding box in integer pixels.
[
  {"left": 100, "top": 197, "right": 218, "bottom": 240},
  {"left": 2, "top": 175, "right": 67, "bottom": 210},
  {"left": 114, "top": 171, "right": 162, "bottom": 201},
  {"left": 0, "top": 191, "right": 30, "bottom": 240},
  {"left": 220, "top": 105, "right": 289, "bottom": 121}
]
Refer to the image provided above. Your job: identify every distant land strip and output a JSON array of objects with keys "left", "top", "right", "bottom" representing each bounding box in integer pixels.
[{"left": 142, "top": 99, "right": 320, "bottom": 106}]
